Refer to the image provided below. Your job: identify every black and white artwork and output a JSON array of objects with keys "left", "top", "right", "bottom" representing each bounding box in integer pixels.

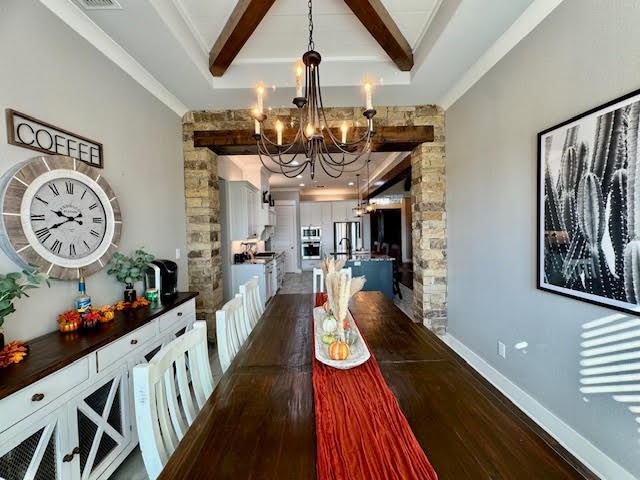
[{"left": 538, "top": 88, "right": 640, "bottom": 314}]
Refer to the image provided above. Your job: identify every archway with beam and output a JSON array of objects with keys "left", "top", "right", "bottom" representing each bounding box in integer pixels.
[{"left": 182, "top": 105, "right": 447, "bottom": 341}]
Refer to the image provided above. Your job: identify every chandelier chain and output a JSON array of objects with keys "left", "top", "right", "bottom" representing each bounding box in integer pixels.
[{"left": 308, "top": 0, "right": 314, "bottom": 51}]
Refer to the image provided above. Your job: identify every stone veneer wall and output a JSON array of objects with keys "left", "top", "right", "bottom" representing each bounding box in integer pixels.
[{"left": 182, "top": 106, "right": 446, "bottom": 337}]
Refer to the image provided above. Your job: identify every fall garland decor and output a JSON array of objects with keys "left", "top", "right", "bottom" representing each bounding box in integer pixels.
[{"left": 0, "top": 341, "right": 28, "bottom": 367}]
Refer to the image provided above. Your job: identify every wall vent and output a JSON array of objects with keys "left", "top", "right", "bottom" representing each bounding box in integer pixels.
[{"left": 76, "top": 0, "right": 122, "bottom": 10}]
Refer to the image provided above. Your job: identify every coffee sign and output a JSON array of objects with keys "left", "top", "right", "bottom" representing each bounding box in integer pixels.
[{"left": 6, "top": 109, "right": 103, "bottom": 168}]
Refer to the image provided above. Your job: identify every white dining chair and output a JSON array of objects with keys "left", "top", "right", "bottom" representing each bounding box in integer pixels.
[
  {"left": 313, "top": 267, "right": 324, "bottom": 293},
  {"left": 216, "top": 294, "right": 247, "bottom": 372},
  {"left": 133, "top": 321, "right": 214, "bottom": 480},
  {"left": 239, "top": 275, "right": 264, "bottom": 329}
]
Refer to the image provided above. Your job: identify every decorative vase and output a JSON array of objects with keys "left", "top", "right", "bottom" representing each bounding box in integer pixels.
[{"left": 124, "top": 284, "right": 137, "bottom": 302}]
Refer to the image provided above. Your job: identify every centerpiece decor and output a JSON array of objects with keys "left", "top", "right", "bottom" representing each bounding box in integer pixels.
[
  {"left": 320, "top": 257, "right": 366, "bottom": 360},
  {"left": 107, "top": 249, "right": 154, "bottom": 302}
]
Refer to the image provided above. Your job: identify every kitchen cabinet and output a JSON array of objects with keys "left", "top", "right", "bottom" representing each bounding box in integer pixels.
[
  {"left": 226, "top": 181, "right": 260, "bottom": 240},
  {"left": 276, "top": 253, "right": 285, "bottom": 289},
  {"left": 331, "top": 201, "right": 359, "bottom": 223},
  {"left": 0, "top": 295, "right": 197, "bottom": 480},
  {"left": 232, "top": 262, "right": 270, "bottom": 305}
]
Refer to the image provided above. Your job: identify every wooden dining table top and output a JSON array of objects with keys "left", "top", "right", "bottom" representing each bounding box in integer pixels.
[{"left": 158, "top": 292, "right": 596, "bottom": 480}]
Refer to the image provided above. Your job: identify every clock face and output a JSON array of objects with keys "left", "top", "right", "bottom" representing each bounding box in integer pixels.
[
  {"left": 28, "top": 177, "right": 108, "bottom": 260},
  {"left": 0, "top": 156, "right": 122, "bottom": 280}
]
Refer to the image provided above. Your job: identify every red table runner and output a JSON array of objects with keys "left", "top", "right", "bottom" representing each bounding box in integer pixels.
[{"left": 312, "top": 293, "right": 438, "bottom": 480}]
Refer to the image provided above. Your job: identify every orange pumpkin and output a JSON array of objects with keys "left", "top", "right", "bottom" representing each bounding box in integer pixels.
[{"left": 328, "top": 341, "right": 350, "bottom": 360}]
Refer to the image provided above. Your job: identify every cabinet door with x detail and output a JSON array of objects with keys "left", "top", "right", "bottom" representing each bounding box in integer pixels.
[{"left": 67, "top": 366, "right": 130, "bottom": 480}]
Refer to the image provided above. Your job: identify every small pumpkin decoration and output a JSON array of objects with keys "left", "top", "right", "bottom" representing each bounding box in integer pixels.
[
  {"left": 323, "top": 315, "right": 337, "bottom": 333},
  {"left": 328, "top": 340, "right": 350, "bottom": 360},
  {"left": 322, "top": 301, "right": 330, "bottom": 312}
]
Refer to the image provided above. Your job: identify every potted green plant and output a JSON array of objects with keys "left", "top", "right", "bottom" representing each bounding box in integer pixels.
[
  {"left": 0, "top": 268, "right": 49, "bottom": 348},
  {"left": 107, "top": 249, "right": 154, "bottom": 302}
]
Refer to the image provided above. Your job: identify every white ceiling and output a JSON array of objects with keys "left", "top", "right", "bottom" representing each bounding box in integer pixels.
[{"left": 43, "top": 0, "right": 562, "bottom": 195}]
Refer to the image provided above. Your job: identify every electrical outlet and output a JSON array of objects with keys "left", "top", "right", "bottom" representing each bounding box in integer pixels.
[
  {"left": 498, "top": 341, "right": 506, "bottom": 358},
  {"left": 175, "top": 248, "right": 181, "bottom": 260}
]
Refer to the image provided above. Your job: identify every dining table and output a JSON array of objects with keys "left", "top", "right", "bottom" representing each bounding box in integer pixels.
[{"left": 158, "top": 291, "right": 595, "bottom": 479}]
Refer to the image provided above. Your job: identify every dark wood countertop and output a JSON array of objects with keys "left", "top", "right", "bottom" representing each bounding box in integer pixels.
[{"left": 0, "top": 292, "right": 198, "bottom": 400}]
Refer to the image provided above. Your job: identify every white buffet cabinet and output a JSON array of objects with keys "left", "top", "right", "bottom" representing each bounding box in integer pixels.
[{"left": 0, "top": 294, "right": 197, "bottom": 480}]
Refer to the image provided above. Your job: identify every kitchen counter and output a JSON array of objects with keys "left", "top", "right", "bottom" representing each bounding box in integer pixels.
[{"left": 328, "top": 252, "right": 395, "bottom": 262}]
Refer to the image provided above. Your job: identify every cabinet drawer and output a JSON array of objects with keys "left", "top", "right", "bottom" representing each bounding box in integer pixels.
[
  {"left": 0, "top": 356, "right": 89, "bottom": 431},
  {"left": 96, "top": 322, "right": 156, "bottom": 372},
  {"left": 158, "top": 299, "right": 195, "bottom": 332}
]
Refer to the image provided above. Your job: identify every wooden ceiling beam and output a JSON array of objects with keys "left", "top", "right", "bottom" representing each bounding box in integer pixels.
[
  {"left": 343, "top": 0, "right": 413, "bottom": 71},
  {"left": 193, "top": 126, "right": 433, "bottom": 156},
  {"left": 367, "top": 153, "right": 412, "bottom": 199},
  {"left": 208, "top": 0, "right": 276, "bottom": 77}
]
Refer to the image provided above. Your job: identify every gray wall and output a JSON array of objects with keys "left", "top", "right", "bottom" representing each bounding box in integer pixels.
[
  {"left": 0, "top": 0, "right": 188, "bottom": 340},
  {"left": 446, "top": 0, "right": 640, "bottom": 476}
]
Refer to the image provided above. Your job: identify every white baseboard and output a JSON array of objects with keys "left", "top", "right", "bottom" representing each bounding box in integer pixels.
[{"left": 439, "top": 333, "right": 636, "bottom": 480}]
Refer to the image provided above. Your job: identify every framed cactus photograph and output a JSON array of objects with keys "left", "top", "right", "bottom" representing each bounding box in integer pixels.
[{"left": 538, "top": 87, "right": 640, "bottom": 315}]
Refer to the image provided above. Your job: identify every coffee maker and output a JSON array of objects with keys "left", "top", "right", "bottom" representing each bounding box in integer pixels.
[{"left": 144, "top": 260, "right": 178, "bottom": 305}]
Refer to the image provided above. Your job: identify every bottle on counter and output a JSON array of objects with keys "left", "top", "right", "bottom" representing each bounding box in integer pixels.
[{"left": 75, "top": 268, "right": 91, "bottom": 319}]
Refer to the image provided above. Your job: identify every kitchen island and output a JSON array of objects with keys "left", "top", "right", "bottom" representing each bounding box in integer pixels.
[{"left": 345, "top": 256, "right": 394, "bottom": 299}]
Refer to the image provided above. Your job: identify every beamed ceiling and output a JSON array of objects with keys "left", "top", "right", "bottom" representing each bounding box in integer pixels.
[{"left": 49, "top": 0, "right": 553, "bottom": 194}]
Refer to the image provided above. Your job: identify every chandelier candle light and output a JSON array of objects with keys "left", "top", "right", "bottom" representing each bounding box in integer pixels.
[{"left": 251, "top": 0, "right": 377, "bottom": 180}]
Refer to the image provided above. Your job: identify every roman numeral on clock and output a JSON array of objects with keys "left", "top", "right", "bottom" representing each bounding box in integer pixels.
[
  {"left": 69, "top": 243, "right": 76, "bottom": 257},
  {"left": 51, "top": 239, "right": 62, "bottom": 254},
  {"left": 35, "top": 195, "right": 48, "bottom": 205},
  {"left": 48, "top": 184, "right": 60, "bottom": 196},
  {"left": 65, "top": 181, "right": 74, "bottom": 195},
  {"left": 83, "top": 240, "right": 90, "bottom": 250},
  {"left": 35, "top": 227, "right": 51, "bottom": 242},
  {"left": 30, "top": 214, "right": 45, "bottom": 222},
  {"left": 93, "top": 217, "right": 103, "bottom": 224},
  {"left": 89, "top": 203, "right": 98, "bottom": 210},
  {"left": 90, "top": 229, "right": 100, "bottom": 238}
]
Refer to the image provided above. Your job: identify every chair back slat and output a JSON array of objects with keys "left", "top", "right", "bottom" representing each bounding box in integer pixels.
[
  {"left": 133, "top": 321, "right": 214, "bottom": 480},
  {"left": 216, "top": 294, "right": 247, "bottom": 372},
  {"left": 313, "top": 267, "right": 324, "bottom": 293},
  {"left": 164, "top": 355, "right": 189, "bottom": 438},
  {"left": 240, "top": 276, "right": 264, "bottom": 329},
  {"left": 173, "top": 354, "right": 197, "bottom": 427}
]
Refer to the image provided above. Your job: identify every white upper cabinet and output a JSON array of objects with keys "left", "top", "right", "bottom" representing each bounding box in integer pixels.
[
  {"left": 226, "top": 181, "right": 259, "bottom": 240},
  {"left": 331, "top": 200, "right": 359, "bottom": 222}
]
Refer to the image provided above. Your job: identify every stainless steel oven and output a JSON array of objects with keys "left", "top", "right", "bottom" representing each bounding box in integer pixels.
[
  {"left": 301, "top": 226, "right": 321, "bottom": 241},
  {"left": 301, "top": 241, "right": 321, "bottom": 259}
]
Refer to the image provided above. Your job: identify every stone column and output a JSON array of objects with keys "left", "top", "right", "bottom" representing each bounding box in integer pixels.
[
  {"left": 410, "top": 111, "right": 447, "bottom": 333},
  {"left": 182, "top": 113, "right": 222, "bottom": 342}
]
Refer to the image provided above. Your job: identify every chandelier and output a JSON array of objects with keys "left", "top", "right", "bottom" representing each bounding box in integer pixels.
[{"left": 251, "top": 0, "right": 377, "bottom": 180}]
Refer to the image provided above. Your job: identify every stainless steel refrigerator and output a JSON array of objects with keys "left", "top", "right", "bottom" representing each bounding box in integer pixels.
[{"left": 334, "top": 222, "right": 361, "bottom": 255}]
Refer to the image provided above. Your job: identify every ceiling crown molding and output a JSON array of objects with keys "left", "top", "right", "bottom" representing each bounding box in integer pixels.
[
  {"left": 439, "top": 0, "right": 565, "bottom": 110},
  {"left": 39, "top": 0, "right": 189, "bottom": 116}
]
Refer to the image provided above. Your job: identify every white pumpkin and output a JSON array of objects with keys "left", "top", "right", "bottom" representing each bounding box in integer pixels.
[{"left": 322, "top": 315, "right": 337, "bottom": 333}]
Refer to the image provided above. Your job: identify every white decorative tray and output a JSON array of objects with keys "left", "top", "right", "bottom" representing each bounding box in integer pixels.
[{"left": 313, "top": 306, "right": 371, "bottom": 370}]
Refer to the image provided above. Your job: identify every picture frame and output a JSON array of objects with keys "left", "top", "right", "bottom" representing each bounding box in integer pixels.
[{"left": 537, "top": 87, "right": 640, "bottom": 315}]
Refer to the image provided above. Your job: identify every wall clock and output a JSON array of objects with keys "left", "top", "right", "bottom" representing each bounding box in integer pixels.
[{"left": 0, "top": 155, "right": 122, "bottom": 279}]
